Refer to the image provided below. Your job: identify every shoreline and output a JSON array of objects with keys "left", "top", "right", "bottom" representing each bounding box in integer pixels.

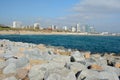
[{"left": 0, "top": 30, "right": 119, "bottom": 36}]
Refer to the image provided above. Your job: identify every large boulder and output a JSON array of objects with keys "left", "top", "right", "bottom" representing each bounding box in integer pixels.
[
  {"left": 23, "top": 48, "right": 42, "bottom": 60},
  {"left": 51, "top": 55, "right": 70, "bottom": 63},
  {"left": 65, "top": 62, "right": 87, "bottom": 73},
  {"left": 99, "top": 71, "right": 119, "bottom": 80},
  {"left": 44, "top": 68, "right": 76, "bottom": 80},
  {"left": 16, "top": 69, "right": 29, "bottom": 79},
  {"left": 3, "top": 63, "right": 16, "bottom": 74},
  {"left": 70, "top": 51, "right": 85, "bottom": 62},
  {"left": 2, "top": 76, "right": 17, "bottom": 80},
  {"left": 77, "top": 70, "right": 100, "bottom": 80},
  {"left": 0, "top": 61, "right": 7, "bottom": 69},
  {"left": 16, "top": 57, "right": 29, "bottom": 68},
  {"left": 28, "top": 62, "right": 64, "bottom": 80}
]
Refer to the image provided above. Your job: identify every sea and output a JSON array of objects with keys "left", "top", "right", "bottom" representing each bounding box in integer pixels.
[{"left": 0, "top": 35, "right": 120, "bottom": 53}]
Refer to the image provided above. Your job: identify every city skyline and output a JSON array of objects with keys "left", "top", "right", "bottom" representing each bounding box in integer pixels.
[{"left": 0, "top": 0, "right": 120, "bottom": 32}]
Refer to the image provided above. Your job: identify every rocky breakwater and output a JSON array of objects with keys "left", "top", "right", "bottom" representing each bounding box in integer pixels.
[{"left": 0, "top": 40, "right": 120, "bottom": 80}]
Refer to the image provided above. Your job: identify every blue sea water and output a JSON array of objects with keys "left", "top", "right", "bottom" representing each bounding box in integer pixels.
[{"left": 0, "top": 35, "right": 120, "bottom": 53}]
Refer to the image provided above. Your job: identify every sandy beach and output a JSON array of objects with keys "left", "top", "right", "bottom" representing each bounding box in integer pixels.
[{"left": 0, "top": 30, "right": 101, "bottom": 36}]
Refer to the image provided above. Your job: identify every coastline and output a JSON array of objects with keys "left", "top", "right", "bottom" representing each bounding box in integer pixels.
[{"left": 0, "top": 30, "right": 119, "bottom": 36}]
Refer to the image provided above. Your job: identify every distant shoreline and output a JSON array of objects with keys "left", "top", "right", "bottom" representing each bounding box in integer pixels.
[{"left": 0, "top": 30, "right": 119, "bottom": 36}]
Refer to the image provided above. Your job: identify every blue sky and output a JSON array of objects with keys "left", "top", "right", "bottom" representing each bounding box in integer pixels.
[{"left": 0, "top": 0, "right": 120, "bottom": 32}]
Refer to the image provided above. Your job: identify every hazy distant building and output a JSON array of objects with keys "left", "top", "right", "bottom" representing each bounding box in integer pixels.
[
  {"left": 63, "top": 26, "right": 67, "bottom": 31},
  {"left": 89, "top": 27, "right": 95, "bottom": 33},
  {"left": 71, "top": 26, "right": 76, "bottom": 32},
  {"left": 34, "top": 23, "right": 40, "bottom": 29},
  {"left": 76, "top": 24, "right": 81, "bottom": 32},
  {"left": 13, "top": 21, "right": 22, "bottom": 28},
  {"left": 51, "top": 25, "right": 57, "bottom": 30}
]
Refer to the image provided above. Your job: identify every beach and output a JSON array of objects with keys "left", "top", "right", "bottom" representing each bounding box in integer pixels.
[{"left": 0, "top": 30, "right": 102, "bottom": 36}]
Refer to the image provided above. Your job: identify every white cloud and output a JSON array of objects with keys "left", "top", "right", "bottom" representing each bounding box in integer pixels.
[{"left": 73, "top": 0, "right": 120, "bottom": 14}]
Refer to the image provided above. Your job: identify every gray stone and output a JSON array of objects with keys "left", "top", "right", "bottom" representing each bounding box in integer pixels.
[
  {"left": 71, "top": 51, "right": 85, "bottom": 62},
  {"left": 16, "top": 57, "right": 29, "bottom": 68},
  {"left": 24, "top": 49, "right": 42, "bottom": 60},
  {"left": 2, "top": 76, "right": 17, "bottom": 80},
  {"left": 77, "top": 70, "right": 100, "bottom": 80},
  {"left": 103, "top": 66, "right": 120, "bottom": 76},
  {"left": 44, "top": 68, "right": 76, "bottom": 80},
  {"left": 3, "top": 63, "right": 16, "bottom": 74},
  {"left": 28, "top": 62, "right": 64, "bottom": 80},
  {"left": 0, "top": 61, "right": 7, "bottom": 69},
  {"left": 65, "top": 62, "right": 87, "bottom": 73},
  {"left": 52, "top": 55, "right": 70, "bottom": 63},
  {"left": 6, "top": 58, "right": 17, "bottom": 64},
  {"left": 99, "top": 71, "right": 119, "bottom": 80}
]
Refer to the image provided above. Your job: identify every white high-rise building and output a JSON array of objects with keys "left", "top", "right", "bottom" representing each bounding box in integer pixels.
[
  {"left": 34, "top": 23, "right": 40, "bottom": 29},
  {"left": 63, "top": 26, "right": 67, "bottom": 31},
  {"left": 71, "top": 27, "right": 76, "bottom": 32},
  {"left": 51, "top": 25, "right": 57, "bottom": 30},
  {"left": 13, "top": 21, "right": 22, "bottom": 28},
  {"left": 76, "top": 24, "right": 81, "bottom": 32}
]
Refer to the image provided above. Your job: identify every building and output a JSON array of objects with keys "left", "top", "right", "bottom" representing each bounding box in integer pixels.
[
  {"left": 34, "top": 23, "right": 40, "bottom": 29},
  {"left": 76, "top": 24, "right": 81, "bottom": 32},
  {"left": 63, "top": 26, "right": 67, "bottom": 31},
  {"left": 71, "top": 26, "right": 76, "bottom": 32},
  {"left": 13, "top": 21, "right": 22, "bottom": 28},
  {"left": 51, "top": 25, "right": 57, "bottom": 30}
]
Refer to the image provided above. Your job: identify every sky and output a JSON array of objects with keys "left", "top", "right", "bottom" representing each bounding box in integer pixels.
[{"left": 0, "top": 0, "right": 120, "bottom": 32}]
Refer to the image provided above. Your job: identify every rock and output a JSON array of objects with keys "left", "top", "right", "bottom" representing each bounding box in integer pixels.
[
  {"left": 77, "top": 70, "right": 100, "bottom": 80},
  {"left": 16, "top": 69, "right": 28, "bottom": 79},
  {"left": 99, "top": 71, "right": 119, "bottom": 80},
  {"left": 70, "top": 51, "right": 85, "bottom": 62},
  {"left": 0, "top": 50, "right": 4, "bottom": 54},
  {"left": 3, "top": 53, "right": 14, "bottom": 60},
  {"left": 24, "top": 48, "right": 42, "bottom": 60},
  {"left": 84, "top": 52, "right": 91, "bottom": 59},
  {"left": 28, "top": 62, "right": 64, "bottom": 80},
  {"left": 0, "top": 58, "right": 5, "bottom": 62},
  {"left": 65, "top": 62, "right": 87, "bottom": 73},
  {"left": 29, "top": 59, "right": 48, "bottom": 66},
  {"left": 6, "top": 58, "right": 17, "bottom": 64},
  {"left": 89, "top": 64, "right": 103, "bottom": 71},
  {"left": 52, "top": 55, "right": 70, "bottom": 63},
  {"left": 44, "top": 68, "right": 76, "bottom": 80},
  {"left": 16, "top": 57, "right": 29, "bottom": 68},
  {"left": 0, "top": 61, "right": 7, "bottom": 69},
  {"left": 115, "top": 62, "right": 120, "bottom": 68},
  {"left": 3, "top": 63, "right": 16, "bottom": 74},
  {"left": 103, "top": 66, "right": 120, "bottom": 76},
  {"left": 19, "top": 47, "right": 25, "bottom": 52},
  {"left": 2, "top": 76, "right": 17, "bottom": 80}
]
